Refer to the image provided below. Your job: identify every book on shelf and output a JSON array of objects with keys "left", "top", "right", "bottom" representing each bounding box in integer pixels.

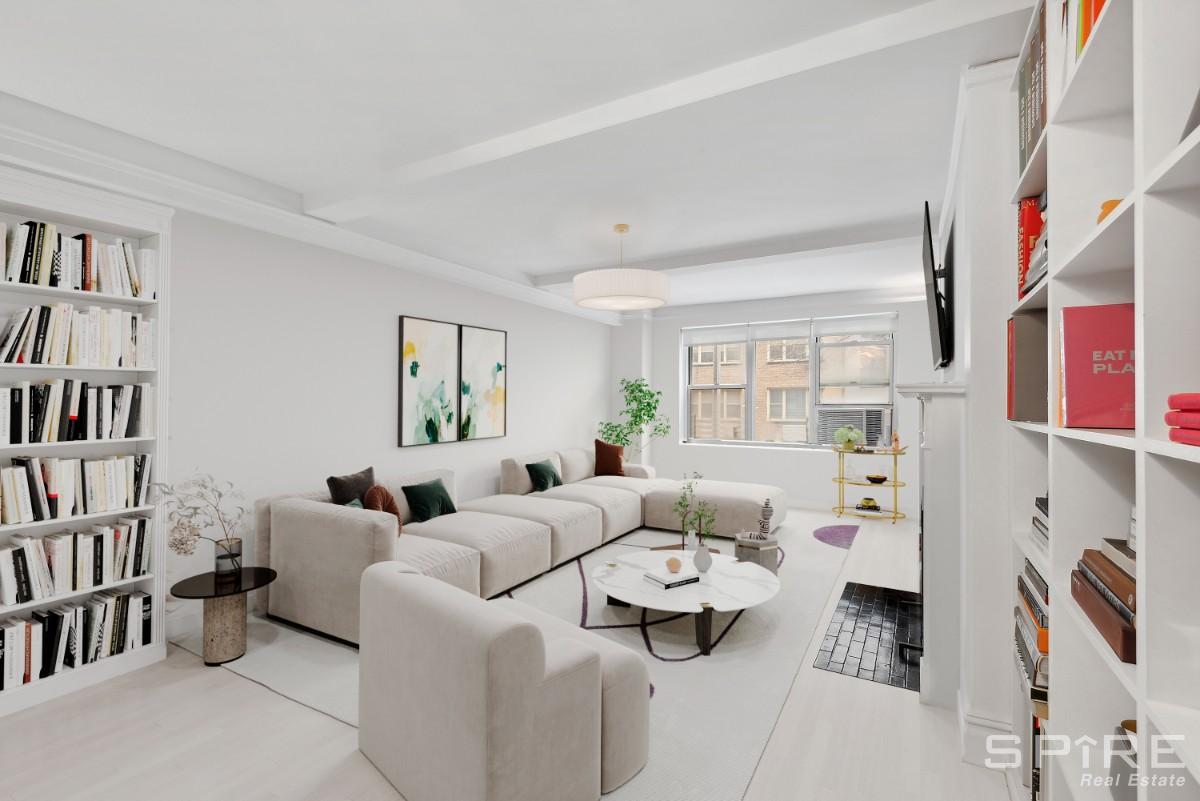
[
  {"left": 1070, "top": 568, "right": 1135, "bottom": 663},
  {"left": 0, "top": 380, "right": 153, "bottom": 444},
  {"left": 1016, "top": 195, "right": 1045, "bottom": 296},
  {"left": 644, "top": 568, "right": 699, "bottom": 590},
  {"left": 1019, "top": 572, "right": 1049, "bottom": 628},
  {"left": 1101, "top": 537, "right": 1135, "bottom": 576},
  {"left": 1080, "top": 548, "right": 1135, "bottom": 611},
  {"left": 0, "top": 453, "right": 152, "bottom": 526},
  {"left": 0, "top": 304, "right": 154, "bottom": 368},
  {"left": 0, "top": 516, "right": 152, "bottom": 607},
  {"left": 1016, "top": 1, "right": 1046, "bottom": 174},
  {"left": 1058, "top": 304, "right": 1135, "bottom": 428},
  {"left": 1023, "top": 558, "right": 1049, "bottom": 604},
  {"left": 1015, "top": 613, "right": 1049, "bottom": 688},
  {"left": 3, "top": 223, "right": 157, "bottom": 299},
  {"left": 1007, "top": 310, "right": 1048, "bottom": 422},
  {"left": 0, "top": 588, "right": 152, "bottom": 692}
]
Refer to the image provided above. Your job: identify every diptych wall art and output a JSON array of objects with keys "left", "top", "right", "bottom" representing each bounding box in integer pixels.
[
  {"left": 460, "top": 325, "right": 507, "bottom": 441},
  {"left": 399, "top": 316, "right": 460, "bottom": 446},
  {"left": 398, "top": 316, "right": 507, "bottom": 446}
]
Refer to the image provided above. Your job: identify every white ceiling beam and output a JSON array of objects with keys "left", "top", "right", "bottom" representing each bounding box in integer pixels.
[
  {"left": 303, "top": 0, "right": 1032, "bottom": 223},
  {"left": 531, "top": 219, "right": 921, "bottom": 288}
]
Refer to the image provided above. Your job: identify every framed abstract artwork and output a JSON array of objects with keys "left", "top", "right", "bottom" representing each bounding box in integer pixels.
[
  {"left": 399, "top": 316, "right": 460, "bottom": 446},
  {"left": 459, "top": 325, "right": 507, "bottom": 440}
]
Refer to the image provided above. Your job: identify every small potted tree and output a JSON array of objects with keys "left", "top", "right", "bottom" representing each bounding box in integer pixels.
[{"left": 598, "top": 378, "right": 671, "bottom": 460}]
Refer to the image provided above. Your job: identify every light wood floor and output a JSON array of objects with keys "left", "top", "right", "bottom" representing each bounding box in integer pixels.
[{"left": 0, "top": 515, "right": 1008, "bottom": 801}]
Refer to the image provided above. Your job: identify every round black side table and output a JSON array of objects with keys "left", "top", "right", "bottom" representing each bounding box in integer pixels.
[{"left": 171, "top": 567, "right": 277, "bottom": 666}]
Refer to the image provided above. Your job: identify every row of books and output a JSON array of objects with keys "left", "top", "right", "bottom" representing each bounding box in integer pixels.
[
  {"left": 1016, "top": 0, "right": 1046, "bottom": 174},
  {"left": 1015, "top": 559, "right": 1049, "bottom": 695},
  {"left": 1069, "top": 0, "right": 1109, "bottom": 60},
  {"left": 1031, "top": 494, "right": 1049, "bottom": 548},
  {"left": 1071, "top": 536, "right": 1136, "bottom": 664},
  {"left": 0, "top": 590, "right": 152, "bottom": 691},
  {"left": 0, "top": 304, "right": 153, "bottom": 368},
  {"left": 0, "top": 517, "right": 153, "bottom": 607},
  {"left": 0, "top": 453, "right": 152, "bottom": 525},
  {"left": 2, "top": 221, "right": 157, "bottom": 299},
  {"left": 0, "top": 380, "right": 151, "bottom": 445},
  {"left": 1164, "top": 393, "right": 1200, "bottom": 447}
]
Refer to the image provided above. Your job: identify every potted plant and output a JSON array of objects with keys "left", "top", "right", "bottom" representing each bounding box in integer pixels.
[
  {"left": 672, "top": 472, "right": 702, "bottom": 545},
  {"left": 834, "top": 425, "right": 864, "bottom": 452},
  {"left": 692, "top": 500, "right": 718, "bottom": 574},
  {"left": 598, "top": 378, "right": 671, "bottom": 459},
  {"left": 156, "top": 474, "right": 248, "bottom": 575}
]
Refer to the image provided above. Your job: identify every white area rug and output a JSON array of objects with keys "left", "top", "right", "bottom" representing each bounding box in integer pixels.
[{"left": 172, "top": 515, "right": 847, "bottom": 801}]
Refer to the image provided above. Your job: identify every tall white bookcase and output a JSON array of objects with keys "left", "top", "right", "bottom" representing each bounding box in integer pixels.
[
  {"left": 1006, "top": 1, "right": 1200, "bottom": 799},
  {"left": 0, "top": 165, "right": 170, "bottom": 717}
]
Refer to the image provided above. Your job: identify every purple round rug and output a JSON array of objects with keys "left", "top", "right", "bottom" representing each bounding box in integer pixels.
[{"left": 814, "top": 524, "right": 859, "bottom": 549}]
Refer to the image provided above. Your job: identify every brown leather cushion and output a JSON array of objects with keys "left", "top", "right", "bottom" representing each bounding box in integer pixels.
[
  {"left": 594, "top": 439, "right": 625, "bottom": 476},
  {"left": 364, "top": 485, "right": 403, "bottom": 532}
]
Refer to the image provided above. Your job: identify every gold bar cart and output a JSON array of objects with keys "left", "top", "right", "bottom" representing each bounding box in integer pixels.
[{"left": 832, "top": 446, "right": 907, "bottom": 524}]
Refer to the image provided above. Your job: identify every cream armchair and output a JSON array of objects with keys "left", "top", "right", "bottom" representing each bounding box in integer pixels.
[{"left": 358, "top": 563, "right": 603, "bottom": 801}]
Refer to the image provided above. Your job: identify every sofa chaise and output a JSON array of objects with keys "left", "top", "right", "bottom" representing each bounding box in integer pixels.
[{"left": 359, "top": 562, "right": 649, "bottom": 801}]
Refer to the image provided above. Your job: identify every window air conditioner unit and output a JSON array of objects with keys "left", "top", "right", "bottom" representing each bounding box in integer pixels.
[{"left": 816, "top": 407, "right": 891, "bottom": 446}]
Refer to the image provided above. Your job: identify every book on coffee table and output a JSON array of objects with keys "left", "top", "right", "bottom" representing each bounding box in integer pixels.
[{"left": 644, "top": 568, "right": 699, "bottom": 590}]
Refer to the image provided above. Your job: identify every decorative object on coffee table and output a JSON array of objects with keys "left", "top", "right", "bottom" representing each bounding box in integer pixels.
[
  {"left": 172, "top": 568, "right": 277, "bottom": 665},
  {"left": 592, "top": 550, "right": 779, "bottom": 655},
  {"left": 156, "top": 473, "right": 248, "bottom": 574},
  {"left": 831, "top": 445, "right": 907, "bottom": 523}
]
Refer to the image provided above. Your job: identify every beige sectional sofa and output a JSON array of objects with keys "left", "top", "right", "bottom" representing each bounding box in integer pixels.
[
  {"left": 359, "top": 563, "right": 649, "bottom": 800},
  {"left": 254, "top": 449, "right": 786, "bottom": 644}
]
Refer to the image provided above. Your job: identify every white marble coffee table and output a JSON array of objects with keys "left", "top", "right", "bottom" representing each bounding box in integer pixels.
[{"left": 591, "top": 550, "right": 781, "bottom": 655}]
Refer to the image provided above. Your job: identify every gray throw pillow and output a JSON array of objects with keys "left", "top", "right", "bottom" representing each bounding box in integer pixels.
[{"left": 327, "top": 466, "right": 375, "bottom": 506}]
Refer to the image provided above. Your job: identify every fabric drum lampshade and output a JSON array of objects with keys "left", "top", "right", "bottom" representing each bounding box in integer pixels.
[{"left": 573, "top": 268, "right": 669, "bottom": 311}]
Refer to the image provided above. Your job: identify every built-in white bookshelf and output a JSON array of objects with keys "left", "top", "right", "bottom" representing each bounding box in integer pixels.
[
  {"left": 1005, "top": 2, "right": 1200, "bottom": 799},
  {"left": 0, "top": 164, "right": 170, "bottom": 717}
]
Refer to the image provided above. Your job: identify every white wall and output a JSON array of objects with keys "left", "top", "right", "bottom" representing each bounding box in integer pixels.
[
  {"left": 621, "top": 290, "right": 937, "bottom": 515},
  {"left": 166, "top": 211, "right": 611, "bottom": 595}
]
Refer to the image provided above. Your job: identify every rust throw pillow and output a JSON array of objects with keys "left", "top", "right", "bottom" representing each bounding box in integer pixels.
[
  {"left": 364, "top": 485, "right": 403, "bottom": 532},
  {"left": 594, "top": 439, "right": 625, "bottom": 476}
]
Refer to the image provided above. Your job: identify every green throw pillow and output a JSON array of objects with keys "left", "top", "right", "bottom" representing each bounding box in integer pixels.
[
  {"left": 344, "top": 498, "right": 364, "bottom": 509},
  {"left": 401, "top": 478, "right": 457, "bottom": 523},
  {"left": 526, "top": 460, "right": 563, "bottom": 492}
]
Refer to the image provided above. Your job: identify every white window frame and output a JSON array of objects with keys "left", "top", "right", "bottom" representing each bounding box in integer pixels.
[{"left": 681, "top": 316, "right": 896, "bottom": 449}]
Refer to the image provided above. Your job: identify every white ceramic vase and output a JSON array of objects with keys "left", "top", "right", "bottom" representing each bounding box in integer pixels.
[{"left": 692, "top": 537, "right": 712, "bottom": 573}]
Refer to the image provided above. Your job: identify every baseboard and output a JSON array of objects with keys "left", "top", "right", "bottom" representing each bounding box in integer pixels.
[{"left": 958, "top": 689, "right": 1012, "bottom": 767}]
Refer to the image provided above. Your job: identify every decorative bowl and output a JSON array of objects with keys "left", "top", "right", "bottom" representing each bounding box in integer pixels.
[{"left": 866, "top": 474, "right": 888, "bottom": 484}]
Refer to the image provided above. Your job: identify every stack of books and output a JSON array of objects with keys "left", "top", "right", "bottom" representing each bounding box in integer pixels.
[
  {"left": 1031, "top": 494, "right": 1049, "bottom": 548},
  {"left": 0, "top": 380, "right": 153, "bottom": 444},
  {"left": 0, "top": 453, "right": 153, "bottom": 524},
  {"left": 644, "top": 567, "right": 699, "bottom": 590},
  {"left": 1164, "top": 393, "right": 1200, "bottom": 447},
  {"left": 0, "top": 589, "right": 153, "bottom": 691},
  {"left": 1, "top": 222, "right": 157, "bottom": 299},
  {"left": 0, "top": 518, "right": 153, "bottom": 606},
  {"left": 1071, "top": 540, "right": 1136, "bottom": 663},
  {"left": 0, "top": 304, "right": 153, "bottom": 368},
  {"left": 1015, "top": 559, "right": 1049, "bottom": 713}
]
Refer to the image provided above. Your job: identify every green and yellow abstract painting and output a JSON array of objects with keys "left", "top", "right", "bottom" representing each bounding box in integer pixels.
[
  {"left": 460, "top": 325, "right": 506, "bottom": 440},
  {"left": 400, "top": 316, "right": 459, "bottom": 446}
]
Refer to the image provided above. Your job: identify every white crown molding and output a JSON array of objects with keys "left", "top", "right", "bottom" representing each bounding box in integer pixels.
[
  {"left": 647, "top": 285, "right": 926, "bottom": 320},
  {"left": 0, "top": 100, "right": 621, "bottom": 327}
]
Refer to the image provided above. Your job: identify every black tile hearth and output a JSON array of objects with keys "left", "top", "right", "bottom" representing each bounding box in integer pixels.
[{"left": 814, "top": 582, "right": 922, "bottom": 692}]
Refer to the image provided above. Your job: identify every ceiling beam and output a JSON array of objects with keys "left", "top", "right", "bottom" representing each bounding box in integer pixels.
[
  {"left": 303, "top": 0, "right": 1032, "bottom": 223},
  {"left": 531, "top": 219, "right": 921, "bottom": 288}
]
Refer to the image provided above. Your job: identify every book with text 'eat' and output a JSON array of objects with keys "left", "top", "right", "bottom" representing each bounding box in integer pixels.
[{"left": 1059, "top": 303, "right": 1134, "bottom": 429}]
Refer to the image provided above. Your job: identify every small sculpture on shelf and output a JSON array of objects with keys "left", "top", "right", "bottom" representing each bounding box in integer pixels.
[{"left": 735, "top": 498, "right": 779, "bottom": 574}]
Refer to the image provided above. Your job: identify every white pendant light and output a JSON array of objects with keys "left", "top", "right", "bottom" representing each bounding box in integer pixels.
[{"left": 573, "top": 224, "right": 669, "bottom": 310}]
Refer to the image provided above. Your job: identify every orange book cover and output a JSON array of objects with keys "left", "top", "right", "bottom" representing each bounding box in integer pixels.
[
  {"left": 1021, "top": 594, "right": 1049, "bottom": 653},
  {"left": 1079, "top": 0, "right": 1094, "bottom": 55}
]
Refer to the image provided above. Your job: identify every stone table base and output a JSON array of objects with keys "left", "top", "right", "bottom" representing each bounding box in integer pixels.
[{"left": 202, "top": 592, "right": 247, "bottom": 665}]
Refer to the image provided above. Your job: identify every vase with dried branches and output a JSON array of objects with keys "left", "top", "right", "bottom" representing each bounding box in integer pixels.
[{"left": 155, "top": 474, "right": 248, "bottom": 575}]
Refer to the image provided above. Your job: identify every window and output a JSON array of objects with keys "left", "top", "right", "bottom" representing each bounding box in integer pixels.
[
  {"left": 681, "top": 315, "right": 895, "bottom": 447},
  {"left": 767, "top": 339, "right": 807, "bottom": 362},
  {"left": 768, "top": 388, "right": 806, "bottom": 421}
]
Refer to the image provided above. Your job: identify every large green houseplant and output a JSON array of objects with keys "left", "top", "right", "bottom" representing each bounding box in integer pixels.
[{"left": 598, "top": 378, "right": 671, "bottom": 458}]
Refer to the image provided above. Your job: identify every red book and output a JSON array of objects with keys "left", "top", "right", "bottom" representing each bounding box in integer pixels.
[
  {"left": 1168, "top": 393, "right": 1200, "bottom": 411},
  {"left": 1165, "top": 411, "right": 1200, "bottom": 429},
  {"left": 1017, "top": 197, "right": 1042, "bottom": 296},
  {"left": 1060, "top": 304, "right": 1135, "bottom": 428},
  {"left": 1169, "top": 428, "right": 1200, "bottom": 447}
]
